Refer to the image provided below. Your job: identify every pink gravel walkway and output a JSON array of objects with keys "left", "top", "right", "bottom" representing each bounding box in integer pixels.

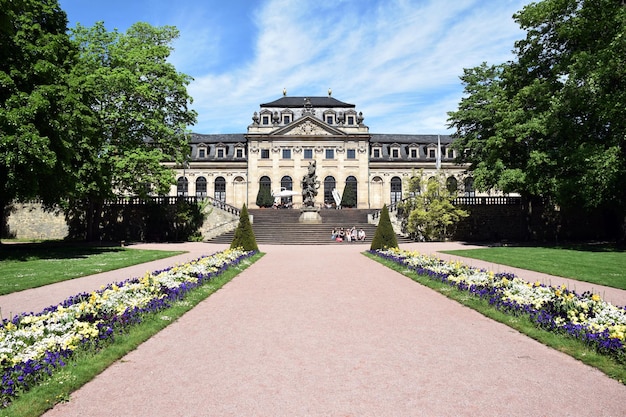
[{"left": 37, "top": 242, "right": 626, "bottom": 417}]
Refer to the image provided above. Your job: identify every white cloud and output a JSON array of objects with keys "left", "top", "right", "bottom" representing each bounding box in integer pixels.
[{"left": 181, "top": 0, "right": 528, "bottom": 134}]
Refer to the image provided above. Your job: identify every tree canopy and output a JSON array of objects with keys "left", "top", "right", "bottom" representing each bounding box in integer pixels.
[
  {"left": 66, "top": 21, "right": 197, "bottom": 239},
  {"left": 448, "top": 0, "right": 626, "bottom": 235},
  {"left": 0, "top": 0, "right": 77, "bottom": 228}
]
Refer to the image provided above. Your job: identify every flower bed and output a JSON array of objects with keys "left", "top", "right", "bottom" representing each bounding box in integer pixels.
[
  {"left": 0, "top": 248, "right": 254, "bottom": 406},
  {"left": 370, "top": 248, "right": 626, "bottom": 362}
]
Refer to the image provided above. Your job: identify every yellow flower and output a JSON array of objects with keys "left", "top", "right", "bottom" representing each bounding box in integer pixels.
[{"left": 591, "top": 294, "right": 601, "bottom": 302}]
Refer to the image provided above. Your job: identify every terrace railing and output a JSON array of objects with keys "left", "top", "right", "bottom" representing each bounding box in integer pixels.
[
  {"left": 104, "top": 196, "right": 240, "bottom": 216},
  {"left": 370, "top": 196, "right": 522, "bottom": 221}
]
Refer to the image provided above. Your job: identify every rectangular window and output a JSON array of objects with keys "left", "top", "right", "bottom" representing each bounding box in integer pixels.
[
  {"left": 198, "top": 149, "right": 206, "bottom": 158},
  {"left": 326, "top": 116, "right": 334, "bottom": 124},
  {"left": 261, "top": 115, "right": 270, "bottom": 125},
  {"left": 410, "top": 149, "right": 417, "bottom": 158},
  {"left": 282, "top": 149, "right": 291, "bottom": 159},
  {"left": 283, "top": 115, "right": 291, "bottom": 124},
  {"left": 447, "top": 148, "right": 454, "bottom": 158},
  {"left": 261, "top": 149, "right": 270, "bottom": 159},
  {"left": 217, "top": 149, "right": 224, "bottom": 158},
  {"left": 429, "top": 149, "right": 436, "bottom": 158},
  {"left": 325, "top": 149, "right": 334, "bottom": 159},
  {"left": 304, "top": 149, "right": 313, "bottom": 159},
  {"left": 236, "top": 148, "right": 243, "bottom": 158},
  {"left": 347, "top": 149, "right": 356, "bottom": 159},
  {"left": 347, "top": 116, "right": 355, "bottom": 125},
  {"left": 373, "top": 149, "right": 380, "bottom": 158},
  {"left": 392, "top": 149, "right": 399, "bottom": 158}
]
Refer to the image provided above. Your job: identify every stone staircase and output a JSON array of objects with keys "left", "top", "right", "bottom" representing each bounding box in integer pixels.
[{"left": 208, "top": 208, "right": 409, "bottom": 245}]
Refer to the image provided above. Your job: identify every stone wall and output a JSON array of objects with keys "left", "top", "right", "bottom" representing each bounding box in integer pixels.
[
  {"left": 199, "top": 206, "right": 239, "bottom": 240},
  {"left": 5, "top": 201, "right": 238, "bottom": 242},
  {"left": 6, "top": 203, "right": 68, "bottom": 240}
]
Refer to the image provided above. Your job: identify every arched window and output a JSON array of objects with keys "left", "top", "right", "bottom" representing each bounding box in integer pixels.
[
  {"left": 324, "top": 176, "right": 336, "bottom": 207},
  {"left": 214, "top": 176, "right": 226, "bottom": 202},
  {"left": 196, "top": 176, "right": 207, "bottom": 197},
  {"left": 343, "top": 176, "right": 358, "bottom": 208},
  {"left": 464, "top": 177, "right": 475, "bottom": 197},
  {"left": 281, "top": 175, "right": 293, "bottom": 191},
  {"left": 390, "top": 176, "right": 402, "bottom": 205},
  {"left": 280, "top": 176, "right": 293, "bottom": 205},
  {"left": 446, "top": 176, "right": 458, "bottom": 194},
  {"left": 259, "top": 176, "right": 271, "bottom": 192},
  {"left": 177, "top": 177, "right": 188, "bottom": 196}
]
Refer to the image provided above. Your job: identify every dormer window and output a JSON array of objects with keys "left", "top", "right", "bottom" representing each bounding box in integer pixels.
[
  {"left": 281, "top": 110, "right": 293, "bottom": 125},
  {"left": 217, "top": 148, "right": 225, "bottom": 158},
  {"left": 323, "top": 110, "right": 336, "bottom": 125},
  {"left": 372, "top": 147, "right": 381, "bottom": 158},
  {"left": 409, "top": 148, "right": 418, "bottom": 159},
  {"left": 347, "top": 115, "right": 355, "bottom": 125},
  {"left": 391, "top": 148, "right": 399, "bottom": 158},
  {"left": 235, "top": 148, "right": 244, "bottom": 158},
  {"left": 261, "top": 114, "right": 270, "bottom": 125},
  {"left": 428, "top": 148, "right": 436, "bottom": 158},
  {"left": 198, "top": 148, "right": 206, "bottom": 158},
  {"left": 447, "top": 148, "right": 454, "bottom": 159}
]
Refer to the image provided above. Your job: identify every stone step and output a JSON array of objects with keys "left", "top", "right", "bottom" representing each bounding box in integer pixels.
[{"left": 208, "top": 207, "right": 410, "bottom": 245}]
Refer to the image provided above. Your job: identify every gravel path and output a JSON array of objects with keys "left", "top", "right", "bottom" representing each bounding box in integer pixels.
[{"left": 7, "top": 242, "right": 626, "bottom": 416}]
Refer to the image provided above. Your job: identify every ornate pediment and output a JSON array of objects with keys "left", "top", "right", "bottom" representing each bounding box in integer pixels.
[
  {"left": 287, "top": 120, "right": 330, "bottom": 136},
  {"left": 272, "top": 116, "right": 345, "bottom": 137}
]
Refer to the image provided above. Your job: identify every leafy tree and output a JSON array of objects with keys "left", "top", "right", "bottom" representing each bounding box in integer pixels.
[
  {"left": 66, "top": 22, "right": 197, "bottom": 240},
  {"left": 0, "top": 0, "right": 78, "bottom": 237},
  {"left": 403, "top": 175, "right": 468, "bottom": 241},
  {"left": 255, "top": 185, "right": 274, "bottom": 208},
  {"left": 448, "top": 0, "right": 626, "bottom": 240},
  {"left": 230, "top": 204, "right": 258, "bottom": 251},
  {"left": 370, "top": 204, "right": 398, "bottom": 250}
]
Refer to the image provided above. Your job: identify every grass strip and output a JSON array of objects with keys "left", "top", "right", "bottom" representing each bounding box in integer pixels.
[
  {"left": 441, "top": 246, "right": 626, "bottom": 290},
  {"left": 364, "top": 252, "right": 626, "bottom": 384},
  {"left": 0, "top": 246, "right": 184, "bottom": 295},
  {"left": 2, "top": 252, "right": 263, "bottom": 417}
]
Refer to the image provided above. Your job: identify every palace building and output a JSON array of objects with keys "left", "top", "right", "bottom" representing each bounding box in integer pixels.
[{"left": 167, "top": 91, "right": 474, "bottom": 209}]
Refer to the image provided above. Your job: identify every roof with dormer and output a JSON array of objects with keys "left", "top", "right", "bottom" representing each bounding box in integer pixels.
[
  {"left": 260, "top": 96, "right": 355, "bottom": 108},
  {"left": 370, "top": 134, "right": 454, "bottom": 144}
]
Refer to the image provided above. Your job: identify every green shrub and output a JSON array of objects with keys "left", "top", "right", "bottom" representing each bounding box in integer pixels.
[
  {"left": 340, "top": 183, "right": 357, "bottom": 208},
  {"left": 230, "top": 204, "right": 258, "bottom": 251},
  {"left": 255, "top": 185, "right": 274, "bottom": 208},
  {"left": 370, "top": 204, "right": 398, "bottom": 250}
]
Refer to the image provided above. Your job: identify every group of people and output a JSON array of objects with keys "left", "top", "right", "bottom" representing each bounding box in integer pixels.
[{"left": 331, "top": 226, "right": 366, "bottom": 242}]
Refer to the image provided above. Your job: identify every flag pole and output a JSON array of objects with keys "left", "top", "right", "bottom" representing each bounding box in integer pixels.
[{"left": 436, "top": 135, "right": 441, "bottom": 171}]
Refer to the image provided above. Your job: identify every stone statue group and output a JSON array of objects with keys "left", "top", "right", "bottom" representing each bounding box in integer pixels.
[{"left": 301, "top": 160, "right": 320, "bottom": 208}]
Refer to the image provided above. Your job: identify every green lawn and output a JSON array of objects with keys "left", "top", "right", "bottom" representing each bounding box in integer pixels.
[
  {"left": 0, "top": 243, "right": 184, "bottom": 295},
  {"left": 441, "top": 245, "right": 626, "bottom": 290}
]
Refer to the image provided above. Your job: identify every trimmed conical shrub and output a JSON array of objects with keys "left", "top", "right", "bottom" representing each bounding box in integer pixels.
[
  {"left": 370, "top": 204, "right": 398, "bottom": 250},
  {"left": 255, "top": 185, "right": 274, "bottom": 208},
  {"left": 230, "top": 204, "right": 259, "bottom": 251},
  {"left": 340, "top": 183, "right": 357, "bottom": 208}
]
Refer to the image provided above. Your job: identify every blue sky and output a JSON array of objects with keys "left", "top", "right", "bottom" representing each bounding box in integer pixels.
[{"left": 58, "top": 0, "right": 530, "bottom": 135}]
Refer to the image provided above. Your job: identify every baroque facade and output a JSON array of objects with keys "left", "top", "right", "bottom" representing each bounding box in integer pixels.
[{"left": 166, "top": 92, "right": 474, "bottom": 209}]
